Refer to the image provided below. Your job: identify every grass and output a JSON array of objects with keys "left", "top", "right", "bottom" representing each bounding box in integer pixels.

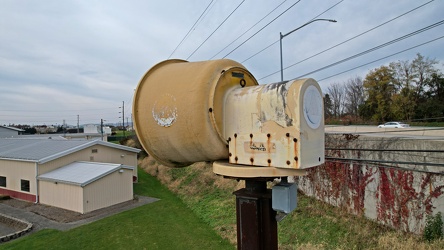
[
  {"left": 4, "top": 151, "right": 443, "bottom": 249},
  {"left": 0, "top": 168, "right": 233, "bottom": 250},
  {"left": 141, "top": 156, "right": 444, "bottom": 249}
]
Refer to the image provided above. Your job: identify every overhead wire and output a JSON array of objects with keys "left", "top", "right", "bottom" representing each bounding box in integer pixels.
[
  {"left": 168, "top": 0, "right": 215, "bottom": 59},
  {"left": 240, "top": 0, "right": 344, "bottom": 64},
  {"left": 255, "top": 0, "right": 435, "bottom": 79},
  {"left": 325, "top": 158, "right": 444, "bottom": 175},
  {"left": 222, "top": 0, "right": 302, "bottom": 59},
  {"left": 289, "top": 19, "right": 444, "bottom": 80},
  {"left": 326, "top": 148, "right": 444, "bottom": 162},
  {"left": 209, "top": 0, "right": 288, "bottom": 60},
  {"left": 186, "top": 0, "right": 246, "bottom": 60},
  {"left": 316, "top": 34, "right": 444, "bottom": 81},
  {"left": 326, "top": 148, "right": 444, "bottom": 153}
]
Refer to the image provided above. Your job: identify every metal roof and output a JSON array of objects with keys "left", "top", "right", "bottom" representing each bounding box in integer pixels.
[
  {"left": 37, "top": 161, "right": 134, "bottom": 187},
  {"left": 0, "top": 126, "right": 25, "bottom": 132},
  {"left": 0, "top": 138, "right": 140, "bottom": 163}
]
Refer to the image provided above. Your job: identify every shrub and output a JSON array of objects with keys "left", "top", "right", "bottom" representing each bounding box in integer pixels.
[{"left": 423, "top": 212, "right": 443, "bottom": 242}]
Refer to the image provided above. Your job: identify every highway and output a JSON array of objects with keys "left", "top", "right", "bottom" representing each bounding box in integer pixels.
[{"left": 325, "top": 125, "right": 444, "bottom": 140}]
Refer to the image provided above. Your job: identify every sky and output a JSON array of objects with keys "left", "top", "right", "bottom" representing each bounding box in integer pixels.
[{"left": 1, "top": 0, "right": 443, "bottom": 126}]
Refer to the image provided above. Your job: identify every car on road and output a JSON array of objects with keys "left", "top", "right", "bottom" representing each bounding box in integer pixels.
[{"left": 377, "top": 122, "right": 410, "bottom": 128}]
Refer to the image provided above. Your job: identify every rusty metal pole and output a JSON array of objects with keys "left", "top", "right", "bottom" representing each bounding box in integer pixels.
[{"left": 234, "top": 179, "right": 277, "bottom": 250}]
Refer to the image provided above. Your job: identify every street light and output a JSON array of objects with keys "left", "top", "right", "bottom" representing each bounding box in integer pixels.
[{"left": 280, "top": 19, "right": 337, "bottom": 81}]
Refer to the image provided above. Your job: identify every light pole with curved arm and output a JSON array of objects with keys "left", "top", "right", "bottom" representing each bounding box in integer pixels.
[{"left": 280, "top": 19, "right": 337, "bottom": 81}]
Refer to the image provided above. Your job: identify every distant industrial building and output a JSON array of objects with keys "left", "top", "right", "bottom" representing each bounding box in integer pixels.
[
  {"left": 0, "top": 126, "right": 24, "bottom": 138},
  {"left": 84, "top": 124, "right": 112, "bottom": 135},
  {"left": 0, "top": 138, "right": 140, "bottom": 213}
]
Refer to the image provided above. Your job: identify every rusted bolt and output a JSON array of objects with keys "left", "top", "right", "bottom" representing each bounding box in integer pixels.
[
  {"left": 229, "top": 153, "right": 232, "bottom": 157},
  {"left": 267, "top": 159, "right": 271, "bottom": 164},
  {"left": 294, "top": 156, "right": 298, "bottom": 161},
  {"left": 235, "top": 156, "right": 238, "bottom": 161},
  {"left": 293, "top": 138, "right": 298, "bottom": 142},
  {"left": 286, "top": 133, "right": 290, "bottom": 137},
  {"left": 286, "top": 160, "right": 291, "bottom": 165},
  {"left": 209, "top": 108, "right": 213, "bottom": 113},
  {"left": 250, "top": 133, "right": 253, "bottom": 138},
  {"left": 234, "top": 133, "right": 237, "bottom": 138},
  {"left": 228, "top": 137, "right": 231, "bottom": 142},
  {"left": 267, "top": 133, "right": 271, "bottom": 138},
  {"left": 250, "top": 158, "right": 254, "bottom": 163}
]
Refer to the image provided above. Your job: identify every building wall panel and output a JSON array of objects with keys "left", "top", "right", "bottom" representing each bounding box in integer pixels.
[
  {"left": 39, "top": 145, "right": 138, "bottom": 180},
  {"left": 83, "top": 169, "right": 133, "bottom": 213},
  {"left": 0, "top": 159, "right": 36, "bottom": 200},
  {"left": 39, "top": 181, "right": 83, "bottom": 213}
]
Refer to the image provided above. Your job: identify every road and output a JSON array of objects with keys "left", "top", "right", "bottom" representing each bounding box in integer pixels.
[{"left": 325, "top": 125, "right": 444, "bottom": 140}]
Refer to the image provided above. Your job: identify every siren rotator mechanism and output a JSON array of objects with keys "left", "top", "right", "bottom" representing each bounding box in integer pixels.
[
  {"left": 132, "top": 59, "right": 324, "bottom": 175},
  {"left": 132, "top": 59, "right": 325, "bottom": 249}
]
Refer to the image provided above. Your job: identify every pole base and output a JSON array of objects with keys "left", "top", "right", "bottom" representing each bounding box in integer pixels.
[{"left": 234, "top": 179, "right": 277, "bottom": 250}]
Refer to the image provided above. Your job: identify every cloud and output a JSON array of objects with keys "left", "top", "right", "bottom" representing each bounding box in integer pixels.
[{"left": 1, "top": 0, "right": 443, "bottom": 125}]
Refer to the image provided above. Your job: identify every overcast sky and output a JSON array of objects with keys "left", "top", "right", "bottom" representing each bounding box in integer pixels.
[{"left": 1, "top": 0, "right": 443, "bottom": 126}]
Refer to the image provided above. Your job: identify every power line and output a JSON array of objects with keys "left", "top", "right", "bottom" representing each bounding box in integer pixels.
[
  {"left": 209, "top": 0, "right": 288, "bottom": 60},
  {"left": 326, "top": 148, "right": 444, "bottom": 153},
  {"left": 326, "top": 159, "right": 444, "bottom": 175},
  {"left": 326, "top": 157, "right": 444, "bottom": 168},
  {"left": 308, "top": 0, "right": 344, "bottom": 22},
  {"left": 327, "top": 148, "right": 444, "bottom": 162},
  {"left": 168, "top": 0, "right": 215, "bottom": 59},
  {"left": 186, "top": 0, "right": 246, "bottom": 60},
  {"left": 317, "top": 34, "right": 444, "bottom": 81},
  {"left": 240, "top": 0, "right": 344, "bottom": 64},
  {"left": 291, "top": 19, "right": 444, "bottom": 80},
  {"left": 222, "top": 0, "right": 302, "bottom": 59},
  {"left": 256, "top": 0, "right": 435, "bottom": 80}
]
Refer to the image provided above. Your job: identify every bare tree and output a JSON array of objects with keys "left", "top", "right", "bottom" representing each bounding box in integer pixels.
[
  {"left": 412, "top": 53, "right": 438, "bottom": 97},
  {"left": 344, "top": 76, "right": 365, "bottom": 118},
  {"left": 390, "top": 59, "right": 414, "bottom": 92},
  {"left": 327, "top": 82, "right": 345, "bottom": 118}
]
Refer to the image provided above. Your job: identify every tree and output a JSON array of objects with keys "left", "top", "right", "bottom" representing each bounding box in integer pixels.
[
  {"left": 344, "top": 76, "right": 365, "bottom": 119},
  {"left": 416, "top": 73, "right": 444, "bottom": 121},
  {"left": 389, "top": 53, "right": 439, "bottom": 120},
  {"left": 412, "top": 53, "right": 438, "bottom": 98},
  {"left": 327, "top": 82, "right": 345, "bottom": 119},
  {"left": 362, "top": 66, "right": 395, "bottom": 122},
  {"left": 324, "top": 93, "right": 333, "bottom": 119}
]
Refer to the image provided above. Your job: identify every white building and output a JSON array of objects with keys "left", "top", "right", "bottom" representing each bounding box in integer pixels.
[{"left": 0, "top": 138, "right": 140, "bottom": 213}]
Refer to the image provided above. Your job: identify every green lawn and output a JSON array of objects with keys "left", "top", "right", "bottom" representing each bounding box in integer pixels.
[{"left": 0, "top": 169, "right": 233, "bottom": 250}]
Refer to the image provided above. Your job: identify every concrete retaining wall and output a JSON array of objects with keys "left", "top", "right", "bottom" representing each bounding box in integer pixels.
[
  {"left": 0, "top": 213, "right": 32, "bottom": 243},
  {"left": 299, "top": 133, "right": 444, "bottom": 234}
]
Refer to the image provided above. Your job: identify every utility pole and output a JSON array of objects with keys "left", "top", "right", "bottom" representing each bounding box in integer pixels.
[
  {"left": 101, "top": 119, "right": 104, "bottom": 141},
  {"left": 77, "top": 115, "right": 80, "bottom": 133},
  {"left": 131, "top": 113, "right": 134, "bottom": 131},
  {"left": 63, "top": 119, "right": 66, "bottom": 136},
  {"left": 119, "top": 101, "right": 125, "bottom": 137}
]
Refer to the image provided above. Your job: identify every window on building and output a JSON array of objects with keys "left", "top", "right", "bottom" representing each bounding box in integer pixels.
[
  {"left": 92, "top": 149, "right": 98, "bottom": 153},
  {"left": 21, "top": 179, "right": 30, "bottom": 192},
  {"left": 0, "top": 176, "right": 6, "bottom": 187}
]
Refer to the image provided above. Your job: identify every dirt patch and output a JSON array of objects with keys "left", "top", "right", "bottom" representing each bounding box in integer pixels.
[{"left": 0, "top": 198, "right": 139, "bottom": 223}]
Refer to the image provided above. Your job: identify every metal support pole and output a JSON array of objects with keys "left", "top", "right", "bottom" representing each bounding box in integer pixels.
[
  {"left": 101, "top": 119, "right": 104, "bottom": 141},
  {"left": 279, "top": 19, "right": 336, "bottom": 82},
  {"left": 280, "top": 32, "right": 283, "bottom": 82},
  {"left": 234, "top": 179, "right": 277, "bottom": 250}
]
